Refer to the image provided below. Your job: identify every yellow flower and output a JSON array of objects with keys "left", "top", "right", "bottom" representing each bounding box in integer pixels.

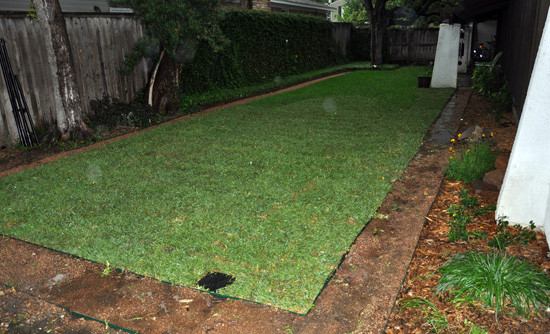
[
  {"left": 451, "top": 138, "right": 456, "bottom": 143},
  {"left": 449, "top": 147, "right": 453, "bottom": 151},
  {"left": 467, "top": 149, "right": 470, "bottom": 152},
  {"left": 382, "top": 177, "right": 385, "bottom": 180},
  {"left": 450, "top": 156, "right": 453, "bottom": 159},
  {"left": 482, "top": 133, "right": 486, "bottom": 137},
  {"left": 490, "top": 132, "right": 494, "bottom": 137},
  {"left": 458, "top": 133, "right": 462, "bottom": 138}
]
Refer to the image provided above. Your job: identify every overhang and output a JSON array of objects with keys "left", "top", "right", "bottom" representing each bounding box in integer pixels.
[{"left": 271, "top": 0, "right": 336, "bottom": 13}]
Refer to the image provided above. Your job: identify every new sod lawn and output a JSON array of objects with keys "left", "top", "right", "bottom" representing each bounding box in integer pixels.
[{"left": 0, "top": 68, "right": 454, "bottom": 313}]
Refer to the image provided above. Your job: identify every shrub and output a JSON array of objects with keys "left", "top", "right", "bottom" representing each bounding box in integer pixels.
[
  {"left": 177, "top": 10, "right": 343, "bottom": 98},
  {"left": 87, "top": 95, "right": 158, "bottom": 130},
  {"left": 445, "top": 141, "right": 496, "bottom": 183},
  {"left": 350, "top": 26, "right": 370, "bottom": 61},
  {"left": 437, "top": 252, "right": 550, "bottom": 319},
  {"left": 472, "top": 52, "right": 512, "bottom": 119}
]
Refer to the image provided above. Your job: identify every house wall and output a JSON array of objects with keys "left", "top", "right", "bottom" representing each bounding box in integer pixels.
[
  {"left": 0, "top": 13, "right": 148, "bottom": 144},
  {"left": 496, "top": 8, "right": 550, "bottom": 245},
  {"left": 500, "top": 0, "right": 550, "bottom": 118},
  {"left": 329, "top": 0, "right": 347, "bottom": 22},
  {"left": 252, "top": 0, "right": 271, "bottom": 11}
]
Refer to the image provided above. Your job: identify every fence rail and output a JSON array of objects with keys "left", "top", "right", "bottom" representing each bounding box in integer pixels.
[{"left": 0, "top": 13, "right": 148, "bottom": 145}]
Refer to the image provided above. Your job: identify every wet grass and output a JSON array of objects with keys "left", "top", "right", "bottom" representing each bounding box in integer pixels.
[{"left": 0, "top": 67, "right": 453, "bottom": 313}]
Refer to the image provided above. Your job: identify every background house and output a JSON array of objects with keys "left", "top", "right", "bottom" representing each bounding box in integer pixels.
[
  {"left": 0, "top": 0, "right": 334, "bottom": 17},
  {"left": 328, "top": 0, "right": 346, "bottom": 22},
  {"left": 0, "top": 0, "right": 131, "bottom": 12}
]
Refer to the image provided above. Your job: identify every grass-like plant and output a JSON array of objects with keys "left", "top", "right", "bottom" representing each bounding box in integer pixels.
[
  {"left": 437, "top": 252, "right": 550, "bottom": 319},
  {"left": 0, "top": 67, "right": 453, "bottom": 313},
  {"left": 445, "top": 140, "right": 496, "bottom": 183},
  {"left": 400, "top": 297, "right": 449, "bottom": 333}
]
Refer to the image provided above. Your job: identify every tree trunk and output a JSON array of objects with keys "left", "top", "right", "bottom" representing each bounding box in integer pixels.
[
  {"left": 370, "top": 23, "right": 385, "bottom": 65},
  {"left": 34, "top": 0, "right": 91, "bottom": 141},
  {"left": 363, "top": 0, "right": 388, "bottom": 65}
]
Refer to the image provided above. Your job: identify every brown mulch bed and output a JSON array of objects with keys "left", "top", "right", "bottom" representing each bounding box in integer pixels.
[
  {"left": 1, "top": 85, "right": 549, "bottom": 333},
  {"left": 386, "top": 93, "right": 550, "bottom": 333}
]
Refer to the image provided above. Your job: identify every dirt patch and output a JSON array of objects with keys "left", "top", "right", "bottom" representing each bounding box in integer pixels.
[{"left": 1, "top": 84, "right": 548, "bottom": 333}]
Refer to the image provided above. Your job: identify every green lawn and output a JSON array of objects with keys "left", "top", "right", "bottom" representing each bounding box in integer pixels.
[{"left": 0, "top": 67, "right": 453, "bottom": 313}]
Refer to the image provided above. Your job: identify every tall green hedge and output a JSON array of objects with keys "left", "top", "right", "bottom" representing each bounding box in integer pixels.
[
  {"left": 178, "top": 10, "right": 343, "bottom": 96},
  {"left": 350, "top": 26, "right": 370, "bottom": 61}
]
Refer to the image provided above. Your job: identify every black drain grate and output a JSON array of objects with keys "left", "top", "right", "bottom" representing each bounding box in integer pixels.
[{"left": 198, "top": 272, "right": 235, "bottom": 292}]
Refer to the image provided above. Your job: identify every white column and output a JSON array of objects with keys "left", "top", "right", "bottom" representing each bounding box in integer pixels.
[
  {"left": 431, "top": 23, "right": 460, "bottom": 88},
  {"left": 458, "top": 23, "right": 473, "bottom": 73},
  {"left": 496, "top": 10, "right": 550, "bottom": 245}
]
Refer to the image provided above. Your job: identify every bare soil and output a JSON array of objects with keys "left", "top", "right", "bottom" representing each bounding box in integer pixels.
[{"left": 1, "top": 82, "right": 548, "bottom": 333}]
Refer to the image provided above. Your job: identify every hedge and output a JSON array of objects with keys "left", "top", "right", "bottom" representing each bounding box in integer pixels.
[{"left": 177, "top": 10, "right": 344, "bottom": 97}]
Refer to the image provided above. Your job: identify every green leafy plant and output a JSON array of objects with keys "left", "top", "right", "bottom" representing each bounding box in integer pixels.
[
  {"left": 488, "top": 219, "right": 537, "bottom": 249},
  {"left": 27, "top": 0, "right": 39, "bottom": 22},
  {"left": 437, "top": 252, "right": 550, "bottom": 319},
  {"left": 446, "top": 189, "right": 491, "bottom": 242},
  {"left": 445, "top": 140, "right": 496, "bottom": 183},
  {"left": 464, "top": 319, "right": 488, "bottom": 334},
  {"left": 459, "top": 187, "right": 480, "bottom": 209},
  {"left": 472, "top": 52, "right": 504, "bottom": 96},
  {"left": 472, "top": 52, "right": 512, "bottom": 119},
  {"left": 447, "top": 203, "right": 471, "bottom": 242},
  {"left": 400, "top": 297, "right": 450, "bottom": 333},
  {"left": 101, "top": 261, "right": 112, "bottom": 277}
]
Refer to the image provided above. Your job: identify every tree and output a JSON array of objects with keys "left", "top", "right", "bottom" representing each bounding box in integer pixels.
[
  {"left": 340, "top": 0, "right": 369, "bottom": 27},
  {"left": 360, "top": 0, "right": 458, "bottom": 65},
  {"left": 33, "top": 0, "right": 92, "bottom": 141},
  {"left": 110, "top": 0, "right": 227, "bottom": 108}
]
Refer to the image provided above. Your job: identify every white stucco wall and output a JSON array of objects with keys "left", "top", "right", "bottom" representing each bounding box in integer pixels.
[
  {"left": 431, "top": 23, "right": 460, "bottom": 88},
  {"left": 496, "top": 10, "right": 550, "bottom": 245}
]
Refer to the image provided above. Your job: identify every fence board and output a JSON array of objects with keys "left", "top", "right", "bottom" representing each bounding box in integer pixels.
[
  {"left": 388, "top": 28, "right": 439, "bottom": 63},
  {"left": 0, "top": 13, "right": 147, "bottom": 144}
]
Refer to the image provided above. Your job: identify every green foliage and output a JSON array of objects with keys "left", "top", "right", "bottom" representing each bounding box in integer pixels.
[
  {"left": 446, "top": 188, "right": 492, "bottom": 242},
  {"left": 400, "top": 297, "right": 450, "bottom": 333},
  {"left": 447, "top": 204, "right": 472, "bottom": 242},
  {"left": 488, "top": 219, "right": 537, "bottom": 250},
  {"left": 27, "top": 0, "right": 39, "bottom": 22},
  {"left": 340, "top": 0, "right": 369, "bottom": 26},
  {"left": 472, "top": 53, "right": 504, "bottom": 96},
  {"left": 445, "top": 141, "right": 497, "bottom": 184},
  {"left": 472, "top": 52, "right": 512, "bottom": 119},
  {"left": 459, "top": 187, "right": 480, "bottom": 209},
  {"left": 437, "top": 252, "right": 550, "bottom": 319},
  {"left": 110, "top": 0, "right": 227, "bottom": 66},
  {"left": 87, "top": 95, "right": 158, "bottom": 130},
  {"left": 350, "top": 27, "right": 371, "bottom": 61},
  {"left": 176, "top": 10, "right": 343, "bottom": 101},
  {"left": 119, "top": 35, "right": 160, "bottom": 75}
]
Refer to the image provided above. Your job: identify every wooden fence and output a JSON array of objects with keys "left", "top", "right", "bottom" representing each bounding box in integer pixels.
[
  {"left": 0, "top": 13, "right": 148, "bottom": 145},
  {"left": 388, "top": 28, "right": 439, "bottom": 63}
]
